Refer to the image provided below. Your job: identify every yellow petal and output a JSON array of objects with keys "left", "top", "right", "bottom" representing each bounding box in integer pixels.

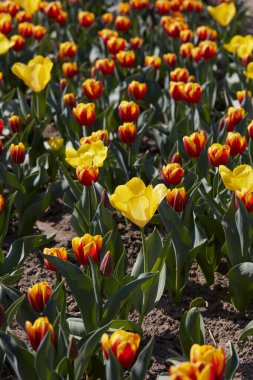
[
  {"left": 207, "top": 3, "right": 236, "bottom": 27},
  {"left": 0, "top": 33, "right": 14, "bottom": 55},
  {"left": 12, "top": 0, "right": 41, "bottom": 14},
  {"left": 219, "top": 164, "right": 253, "bottom": 191},
  {"left": 223, "top": 35, "right": 244, "bottom": 53},
  {"left": 244, "top": 62, "right": 253, "bottom": 79},
  {"left": 125, "top": 195, "right": 150, "bottom": 228}
]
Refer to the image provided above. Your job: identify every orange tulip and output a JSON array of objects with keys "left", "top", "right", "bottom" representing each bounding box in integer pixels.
[
  {"left": 59, "top": 41, "right": 77, "bottom": 59},
  {"left": 183, "top": 130, "right": 207, "bottom": 157},
  {"left": 180, "top": 29, "right": 193, "bottom": 43},
  {"left": 63, "top": 93, "right": 76, "bottom": 109},
  {"left": 128, "top": 81, "right": 147, "bottom": 100},
  {"left": 27, "top": 282, "right": 52, "bottom": 313},
  {"left": 164, "top": 52, "right": 177, "bottom": 67},
  {"left": 118, "top": 101, "right": 140, "bottom": 122},
  {"left": 225, "top": 132, "right": 247, "bottom": 156},
  {"left": 197, "top": 26, "right": 217, "bottom": 41},
  {"left": 25, "top": 317, "right": 54, "bottom": 351},
  {"left": 80, "top": 130, "right": 109, "bottom": 145},
  {"left": 72, "top": 234, "right": 102, "bottom": 265},
  {"left": 116, "top": 50, "right": 135, "bottom": 68},
  {"left": 11, "top": 34, "right": 25, "bottom": 51},
  {"left": 208, "top": 143, "right": 230, "bottom": 167},
  {"left": 199, "top": 41, "right": 217, "bottom": 60},
  {"left": 247, "top": 120, "right": 253, "bottom": 139},
  {"left": 180, "top": 42, "right": 194, "bottom": 59},
  {"left": 76, "top": 165, "right": 99, "bottom": 186},
  {"left": 130, "top": 0, "right": 149, "bottom": 10},
  {"left": 43, "top": 247, "right": 68, "bottom": 271},
  {"left": 156, "top": 0, "right": 170, "bottom": 14},
  {"left": 169, "top": 361, "right": 214, "bottom": 380},
  {"left": 162, "top": 163, "right": 184, "bottom": 185},
  {"left": 101, "top": 13, "right": 114, "bottom": 25},
  {"left": 94, "top": 58, "right": 115, "bottom": 76},
  {"left": 8, "top": 115, "right": 22, "bottom": 133},
  {"left": 144, "top": 55, "right": 162, "bottom": 70},
  {"left": 106, "top": 36, "right": 126, "bottom": 55},
  {"left": 78, "top": 11, "right": 95, "bottom": 27},
  {"left": 170, "top": 67, "right": 189, "bottom": 82},
  {"left": 118, "top": 122, "right": 137, "bottom": 144},
  {"left": 226, "top": 107, "right": 245, "bottom": 132},
  {"left": 82, "top": 79, "right": 103, "bottom": 100},
  {"left": 130, "top": 37, "right": 143, "bottom": 50},
  {"left": 62, "top": 62, "right": 78, "bottom": 78},
  {"left": 115, "top": 15, "right": 131, "bottom": 31},
  {"left": 72, "top": 103, "right": 96, "bottom": 127},
  {"left": 32, "top": 25, "right": 46, "bottom": 40},
  {"left": 18, "top": 21, "right": 33, "bottom": 37}
]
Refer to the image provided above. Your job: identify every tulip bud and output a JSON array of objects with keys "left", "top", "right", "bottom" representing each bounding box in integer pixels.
[
  {"left": 98, "top": 29, "right": 118, "bottom": 44},
  {"left": 169, "top": 81, "right": 185, "bottom": 101},
  {"left": 0, "top": 304, "right": 6, "bottom": 327},
  {"left": 101, "top": 189, "right": 110, "bottom": 209},
  {"left": 0, "top": 17, "right": 13, "bottom": 35},
  {"left": 25, "top": 317, "right": 55, "bottom": 351},
  {"left": 156, "top": 0, "right": 170, "bottom": 14},
  {"left": 63, "top": 93, "right": 76, "bottom": 109},
  {"left": 106, "top": 35, "right": 124, "bottom": 54},
  {"left": 163, "top": 52, "right": 177, "bottom": 67},
  {"left": 100, "top": 251, "right": 113, "bottom": 277},
  {"left": 32, "top": 25, "right": 47, "bottom": 40},
  {"left": 56, "top": 11, "right": 67, "bottom": 24},
  {"left": 226, "top": 107, "right": 245, "bottom": 132},
  {"left": 180, "top": 42, "right": 194, "bottom": 59},
  {"left": 118, "top": 101, "right": 140, "bottom": 122},
  {"left": 196, "top": 26, "right": 217, "bottom": 41},
  {"left": 170, "top": 152, "right": 182, "bottom": 165},
  {"left": 183, "top": 130, "right": 207, "bottom": 157},
  {"left": 76, "top": 165, "right": 99, "bottom": 186},
  {"left": 191, "top": 47, "right": 203, "bottom": 63},
  {"left": 180, "top": 29, "right": 193, "bottom": 43},
  {"left": 62, "top": 62, "right": 78, "bottom": 78},
  {"left": 95, "top": 58, "right": 115, "bottom": 76},
  {"left": 72, "top": 103, "right": 96, "bottom": 127},
  {"left": 128, "top": 81, "right": 147, "bottom": 100},
  {"left": 72, "top": 234, "right": 102, "bottom": 265},
  {"left": 236, "top": 90, "right": 252, "bottom": 104},
  {"left": 8, "top": 115, "right": 22, "bottom": 133},
  {"left": 166, "top": 187, "right": 187, "bottom": 212},
  {"left": 170, "top": 67, "right": 189, "bottom": 83},
  {"left": 118, "top": 2, "right": 130, "bottom": 14},
  {"left": 80, "top": 130, "right": 109, "bottom": 145},
  {"left": 190, "top": 344, "right": 226, "bottom": 380},
  {"left": 16, "top": 10, "right": 32, "bottom": 23},
  {"left": 116, "top": 50, "right": 135, "bottom": 68},
  {"left": 0, "top": 194, "right": 4, "bottom": 214},
  {"left": 68, "top": 335, "right": 79, "bottom": 359},
  {"left": 144, "top": 56, "right": 162, "bottom": 70},
  {"left": 10, "top": 34, "right": 25, "bottom": 51},
  {"left": 27, "top": 282, "right": 53, "bottom": 313},
  {"left": 101, "top": 12, "right": 114, "bottom": 25},
  {"left": 118, "top": 122, "right": 137, "bottom": 144},
  {"left": 208, "top": 144, "right": 230, "bottom": 167},
  {"left": 236, "top": 190, "right": 253, "bottom": 213},
  {"left": 225, "top": 132, "right": 247, "bottom": 156},
  {"left": 59, "top": 41, "right": 77, "bottom": 60},
  {"left": 43, "top": 247, "right": 68, "bottom": 271},
  {"left": 10, "top": 142, "right": 26, "bottom": 164},
  {"left": 60, "top": 78, "right": 67, "bottom": 93},
  {"left": 183, "top": 82, "right": 202, "bottom": 103},
  {"left": 247, "top": 120, "right": 253, "bottom": 139},
  {"left": 130, "top": 37, "right": 143, "bottom": 50},
  {"left": 82, "top": 79, "right": 103, "bottom": 100},
  {"left": 4, "top": 1, "right": 19, "bottom": 17},
  {"left": 130, "top": 0, "right": 149, "bottom": 10},
  {"left": 18, "top": 22, "right": 33, "bottom": 37},
  {"left": 0, "top": 119, "right": 3, "bottom": 135},
  {"left": 44, "top": 2, "right": 62, "bottom": 19},
  {"left": 115, "top": 15, "right": 131, "bottom": 31},
  {"left": 162, "top": 163, "right": 184, "bottom": 186},
  {"left": 78, "top": 11, "right": 95, "bottom": 27},
  {"left": 47, "top": 136, "right": 64, "bottom": 151},
  {"left": 199, "top": 41, "right": 217, "bottom": 60}
]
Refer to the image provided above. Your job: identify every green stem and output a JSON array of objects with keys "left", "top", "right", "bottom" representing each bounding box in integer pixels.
[
  {"left": 138, "top": 228, "right": 148, "bottom": 325},
  {"left": 87, "top": 186, "right": 92, "bottom": 225},
  {"left": 59, "top": 161, "right": 82, "bottom": 200}
]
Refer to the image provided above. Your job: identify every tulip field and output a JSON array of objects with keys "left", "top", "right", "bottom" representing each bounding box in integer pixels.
[{"left": 1, "top": 0, "right": 253, "bottom": 379}]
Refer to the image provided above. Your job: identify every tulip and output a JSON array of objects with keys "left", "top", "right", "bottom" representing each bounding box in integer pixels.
[
  {"left": 128, "top": 81, "right": 147, "bottom": 100},
  {"left": 47, "top": 136, "right": 64, "bottom": 151},
  {"left": 16, "top": 10, "right": 32, "bottom": 23},
  {"left": 183, "top": 82, "right": 202, "bottom": 103},
  {"left": 10, "top": 34, "right": 25, "bottom": 51},
  {"left": 236, "top": 90, "right": 252, "bottom": 104},
  {"left": 0, "top": 119, "right": 3, "bottom": 135},
  {"left": 0, "top": 195, "right": 4, "bottom": 214},
  {"left": 43, "top": 247, "right": 67, "bottom": 271},
  {"left": 197, "top": 26, "right": 217, "bottom": 41},
  {"left": 101, "top": 13, "right": 114, "bottom": 25},
  {"left": 191, "top": 47, "right": 203, "bottom": 63},
  {"left": 236, "top": 190, "right": 253, "bottom": 213},
  {"left": 8, "top": 115, "right": 22, "bottom": 133},
  {"left": 56, "top": 11, "right": 67, "bottom": 24},
  {"left": 12, "top": 0, "right": 41, "bottom": 14},
  {"left": 0, "top": 14, "right": 12, "bottom": 35},
  {"left": 163, "top": 53, "right": 177, "bottom": 67},
  {"left": 65, "top": 141, "right": 108, "bottom": 168},
  {"left": 166, "top": 187, "right": 187, "bottom": 212},
  {"left": 248, "top": 121, "right": 253, "bottom": 139},
  {"left": 59, "top": 41, "right": 77, "bottom": 59},
  {"left": 18, "top": 21, "right": 33, "bottom": 37},
  {"left": 62, "top": 62, "right": 78, "bottom": 78},
  {"left": 169, "top": 361, "right": 214, "bottom": 380},
  {"left": 101, "top": 330, "right": 140, "bottom": 368},
  {"left": 207, "top": 2, "right": 236, "bottom": 26},
  {"left": 156, "top": 0, "right": 170, "bottom": 14},
  {"left": 130, "top": 0, "right": 149, "bottom": 10},
  {"left": 116, "top": 50, "right": 135, "bottom": 68},
  {"left": 144, "top": 56, "right": 161, "bottom": 70},
  {"left": 190, "top": 344, "right": 226, "bottom": 380},
  {"left": 60, "top": 78, "right": 67, "bottom": 93},
  {"left": 219, "top": 164, "right": 253, "bottom": 192},
  {"left": 171, "top": 151, "right": 182, "bottom": 165},
  {"left": 106, "top": 36, "right": 126, "bottom": 55},
  {"left": 163, "top": 21, "right": 188, "bottom": 38},
  {"left": 4, "top": 1, "right": 19, "bottom": 16},
  {"left": 100, "top": 251, "right": 113, "bottom": 277},
  {"left": 12, "top": 55, "right": 53, "bottom": 93},
  {"left": 10, "top": 142, "right": 26, "bottom": 164},
  {"left": 109, "top": 177, "right": 167, "bottom": 228},
  {"left": 226, "top": 107, "right": 245, "bottom": 132},
  {"left": 244, "top": 62, "right": 253, "bottom": 80},
  {"left": 63, "top": 93, "right": 76, "bottom": 109},
  {"left": 115, "top": 15, "right": 131, "bottom": 31},
  {"left": 78, "top": 11, "right": 95, "bottom": 27},
  {"left": 27, "top": 282, "right": 52, "bottom": 313},
  {"left": 118, "top": 122, "right": 137, "bottom": 144},
  {"left": 76, "top": 165, "right": 99, "bottom": 186},
  {"left": 44, "top": 2, "right": 62, "bottom": 19},
  {"left": 80, "top": 130, "right": 109, "bottom": 145},
  {"left": 169, "top": 81, "right": 185, "bottom": 101},
  {"left": 72, "top": 103, "right": 96, "bottom": 127},
  {"left": 98, "top": 29, "right": 118, "bottom": 44},
  {"left": 32, "top": 25, "right": 46, "bottom": 40},
  {"left": 183, "top": 130, "right": 207, "bottom": 157},
  {"left": 225, "top": 132, "right": 247, "bottom": 156},
  {"left": 25, "top": 317, "right": 54, "bottom": 351},
  {"left": 170, "top": 67, "right": 189, "bottom": 83},
  {"left": 208, "top": 144, "right": 230, "bottom": 167},
  {"left": 224, "top": 35, "right": 246, "bottom": 55},
  {"left": 199, "top": 41, "right": 217, "bottom": 60},
  {"left": 118, "top": 101, "right": 140, "bottom": 122},
  {"left": 118, "top": 2, "right": 130, "bottom": 14},
  {"left": 180, "top": 42, "right": 194, "bottom": 59},
  {"left": 162, "top": 163, "right": 184, "bottom": 186},
  {"left": 180, "top": 29, "right": 193, "bottom": 43},
  {"left": 95, "top": 58, "right": 115, "bottom": 76},
  {"left": 130, "top": 37, "right": 143, "bottom": 50},
  {"left": 0, "top": 33, "right": 14, "bottom": 55},
  {"left": 72, "top": 234, "right": 102, "bottom": 265},
  {"left": 82, "top": 79, "right": 103, "bottom": 101}
]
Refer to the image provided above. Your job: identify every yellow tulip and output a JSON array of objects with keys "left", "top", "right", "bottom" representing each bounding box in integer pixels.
[
  {"left": 219, "top": 164, "right": 253, "bottom": 192},
  {"left": 47, "top": 136, "right": 64, "bottom": 151},
  {"left": 109, "top": 178, "right": 167, "bottom": 228},
  {"left": 65, "top": 140, "right": 108, "bottom": 168},
  {"left": 0, "top": 33, "right": 14, "bottom": 55},
  {"left": 207, "top": 2, "right": 236, "bottom": 27},
  {"left": 244, "top": 62, "right": 253, "bottom": 80},
  {"left": 223, "top": 35, "right": 244, "bottom": 54},
  {"left": 13, "top": 0, "right": 41, "bottom": 14},
  {"left": 12, "top": 55, "right": 53, "bottom": 93}
]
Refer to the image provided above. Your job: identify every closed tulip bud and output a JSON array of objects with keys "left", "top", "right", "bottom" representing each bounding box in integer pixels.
[
  {"left": 190, "top": 344, "right": 226, "bottom": 380},
  {"left": 128, "top": 81, "right": 147, "bottom": 100},
  {"left": 27, "top": 282, "right": 52, "bottom": 313},
  {"left": 226, "top": 107, "right": 245, "bottom": 132},
  {"left": 25, "top": 317, "right": 55, "bottom": 351},
  {"left": 106, "top": 36, "right": 127, "bottom": 55},
  {"left": 118, "top": 2, "right": 131, "bottom": 14},
  {"left": 169, "top": 361, "right": 214, "bottom": 380},
  {"left": 180, "top": 42, "right": 194, "bottom": 59},
  {"left": 170, "top": 67, "right": 189, "bottom": 83},
  {"left": 118, "top": 122, "right": 137, "bottom": 144},
  {"left": 162, "top": 163, "right": 184, "bottom": 185},
  {"left": 197, "top": 26, "right": 217, "bottom": 41},
  {"left": 60, "top": 78, "right": 67, "bottom": 93},
  {"left": 191, "top": 46, "right": 203, "bottom": 62},
  {"left": 171, "top": 151, "right": 182, "bottom": 165},
  {"left": 62, "top": 62, "right": 78, "bottom": 78},
  {"left": 56, "top": 11, "right": 67, "bottom": 24},
  {"left": 163, "top": 52, "right": 177, "bottom": 67},
  {"left": 101, "top": 189, "right": 110, "bottom": 209},
  {"left": 8, "top": 115, "right": 22, "bottom": 133},
  {"left": 183, "top": 82, "right": 202, "bottom": 103},
  {"left": 68, "top": 336, "right": 79, "bottom": 359},
  {"left": 0, "top": 119, "right": 3, "bottom": 135},
  {"left": 199, "top": 41, "right": 217, "bottom": 60},
  {"left": 0, "top": 194, "right": 4, "bottom": 214},
  {"left": 32, "top": 25, "right": 46, "bottom": 40},
  {"left": 180, "top": 29, "right": 193, "bottom": 43},
  {"left": 156, "top": 0, "right": 170, "bottom": 14},
  {"left": 10, "top": 34, "right": 25, "bottom": 51},
  {"left": 10, "top": 142, "right": 26, "bottom": 164},
  {"left": 76, "top": 165, "right": 99, "bottom": 186},
  {"left": 72, "top": 103, "right": 96, "bottom": 126},
  {"left": 166, "top": 187, "right": 187, "bottom": 212},
  {"left": 101, "top": 330, "right": 140, "bottom": 368},
  {"left": 101, "top": 12, "right": 114, "bottom": 25},
  {"left": 0, "top": 304, "right": 6, "bottom": 327},
  {"left": 118, "top": 101, "right": 140, "bottom": 122},
  {"left": 100, "top": 251, "right": 113, "bottom": 277},
  {"left": 16, "top": 10, "right": 32, "bottom": 23},
  {"left": 43, "top": 247, "right": 67, "bottom": 271},
  {"left": 208, "top": 143, "right": 230, "bottom": 167},
  {"left": 115, "top": 15, "right": 131, "bottom": 31},
  {"left": 47, "top": 136, "right": 64, "bottom": 151},
  {"left": 183, "top": 130, "right": 207, "bottom": 157},
  {"left": 59, "top": 41, "right": 77, "bottom": 59},
  {"left": 169, "top": 81, "right": 185, "bottom": 101},
  {"left": 45, "top": 2, "right": 62, "bottom": 19},
  {"left": 144, "top": 56, "right": 162, "bottom": 70},
  {"left": 4, "top": 1, "right": 19, "bottom": 17},
  {"left": 18, "top": 22, "right": 33, "bottom": 37},
  {"left": 98, "top": 29, "right": 118, "bottom": 44},
  {"left": 95, "top": 58, "right": 115, "bottom": 76},
  {"left": 163, "top": 21, "right": 188, "bottom": 38},
  {"left": 130, "top": 0, "right": 149, "bottom": 10},
  {"left": 0, "top": 16, "right": 12, "bottom": 35},
  {"left": 117, "top": 50, "right": 135, "bottom": 68},
  {"left": 78, "top": 11, "right": 95, "bottom": 27},
  {"left": 236, "top": 190, "right": 253, "bottom": 213},
  {"left": 247, "top": 121, "right": 253, "bottom": 139},
  {"left": 72, "top": 234, "right": 102, "bottom": 265},
  {"left": 225, "top": 132, "right": 247, "bottom": 156},
  {"left": 63, "top": 93, "right": 76, "bottom": 109},
  {"left": 236, "top": 90, "right": 252, "bottom": 104},
  {"left": 130, "top": 37, "right": 143, "bottom": 50},
  {"left": 82, "top": 79, "right": 103, "bottom": 100}
]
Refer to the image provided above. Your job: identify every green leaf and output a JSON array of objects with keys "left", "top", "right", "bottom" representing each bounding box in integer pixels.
[
  {"left": 179, "top": 307, "right": 205, "bottom": 358},
  {"left": 239, "top": 320, "right": 253, "bottom": 341},
  {"left": 5, "top": 294, "right": 26, "bottom": 328},
  {"left": 106, "top": 349, "right": 124, "bottom": 380},
  {"left": 130, "top": 337, "right": 155, "bottom": 380},
  {"left": 35, "top": 332, "right": 56, "bottom": 380},
  {"left": 227, "top": 262, "right": 253, "bottom": 311},
  {"left": 223, "top": 342, "right": 239, "bottom": 380}
]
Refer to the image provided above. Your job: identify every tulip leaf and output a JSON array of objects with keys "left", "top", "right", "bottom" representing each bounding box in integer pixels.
[
  {"left": 35, "top": 332, "right": 56, "bottom": 380},
  {"left": 239, "top": 320, "right": 253, "bottom": 341},
  {"left": 106, "top": 349, "right": 124, "bottom": 380},
  {"left": 223, "top": 342, "right": 239, "bottom": 380},
  {"left": 130, "top": 336, "right": 155, "bottom": 380},
  {"left": 227, "top": 262, "right": 253, "bottom": 311},
  {"left": 179, "top": 307, "right": 205, "bottom": 358},
  {"left": 42, "top": 255, "right": 97, "bottom": 333},
  {"left": 5, "top": 294, "right": 26, "bottom": 328},
  {"left": 0, "top": 192, "right": 17, "bottom": 247},
  {"left": 67, "top": 318, "right": 85, "bottom": 337}
]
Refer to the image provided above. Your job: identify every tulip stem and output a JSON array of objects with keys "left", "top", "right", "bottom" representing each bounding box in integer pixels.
[{"left": 138, "top": 228, "right": 148, "bottom": 325}]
